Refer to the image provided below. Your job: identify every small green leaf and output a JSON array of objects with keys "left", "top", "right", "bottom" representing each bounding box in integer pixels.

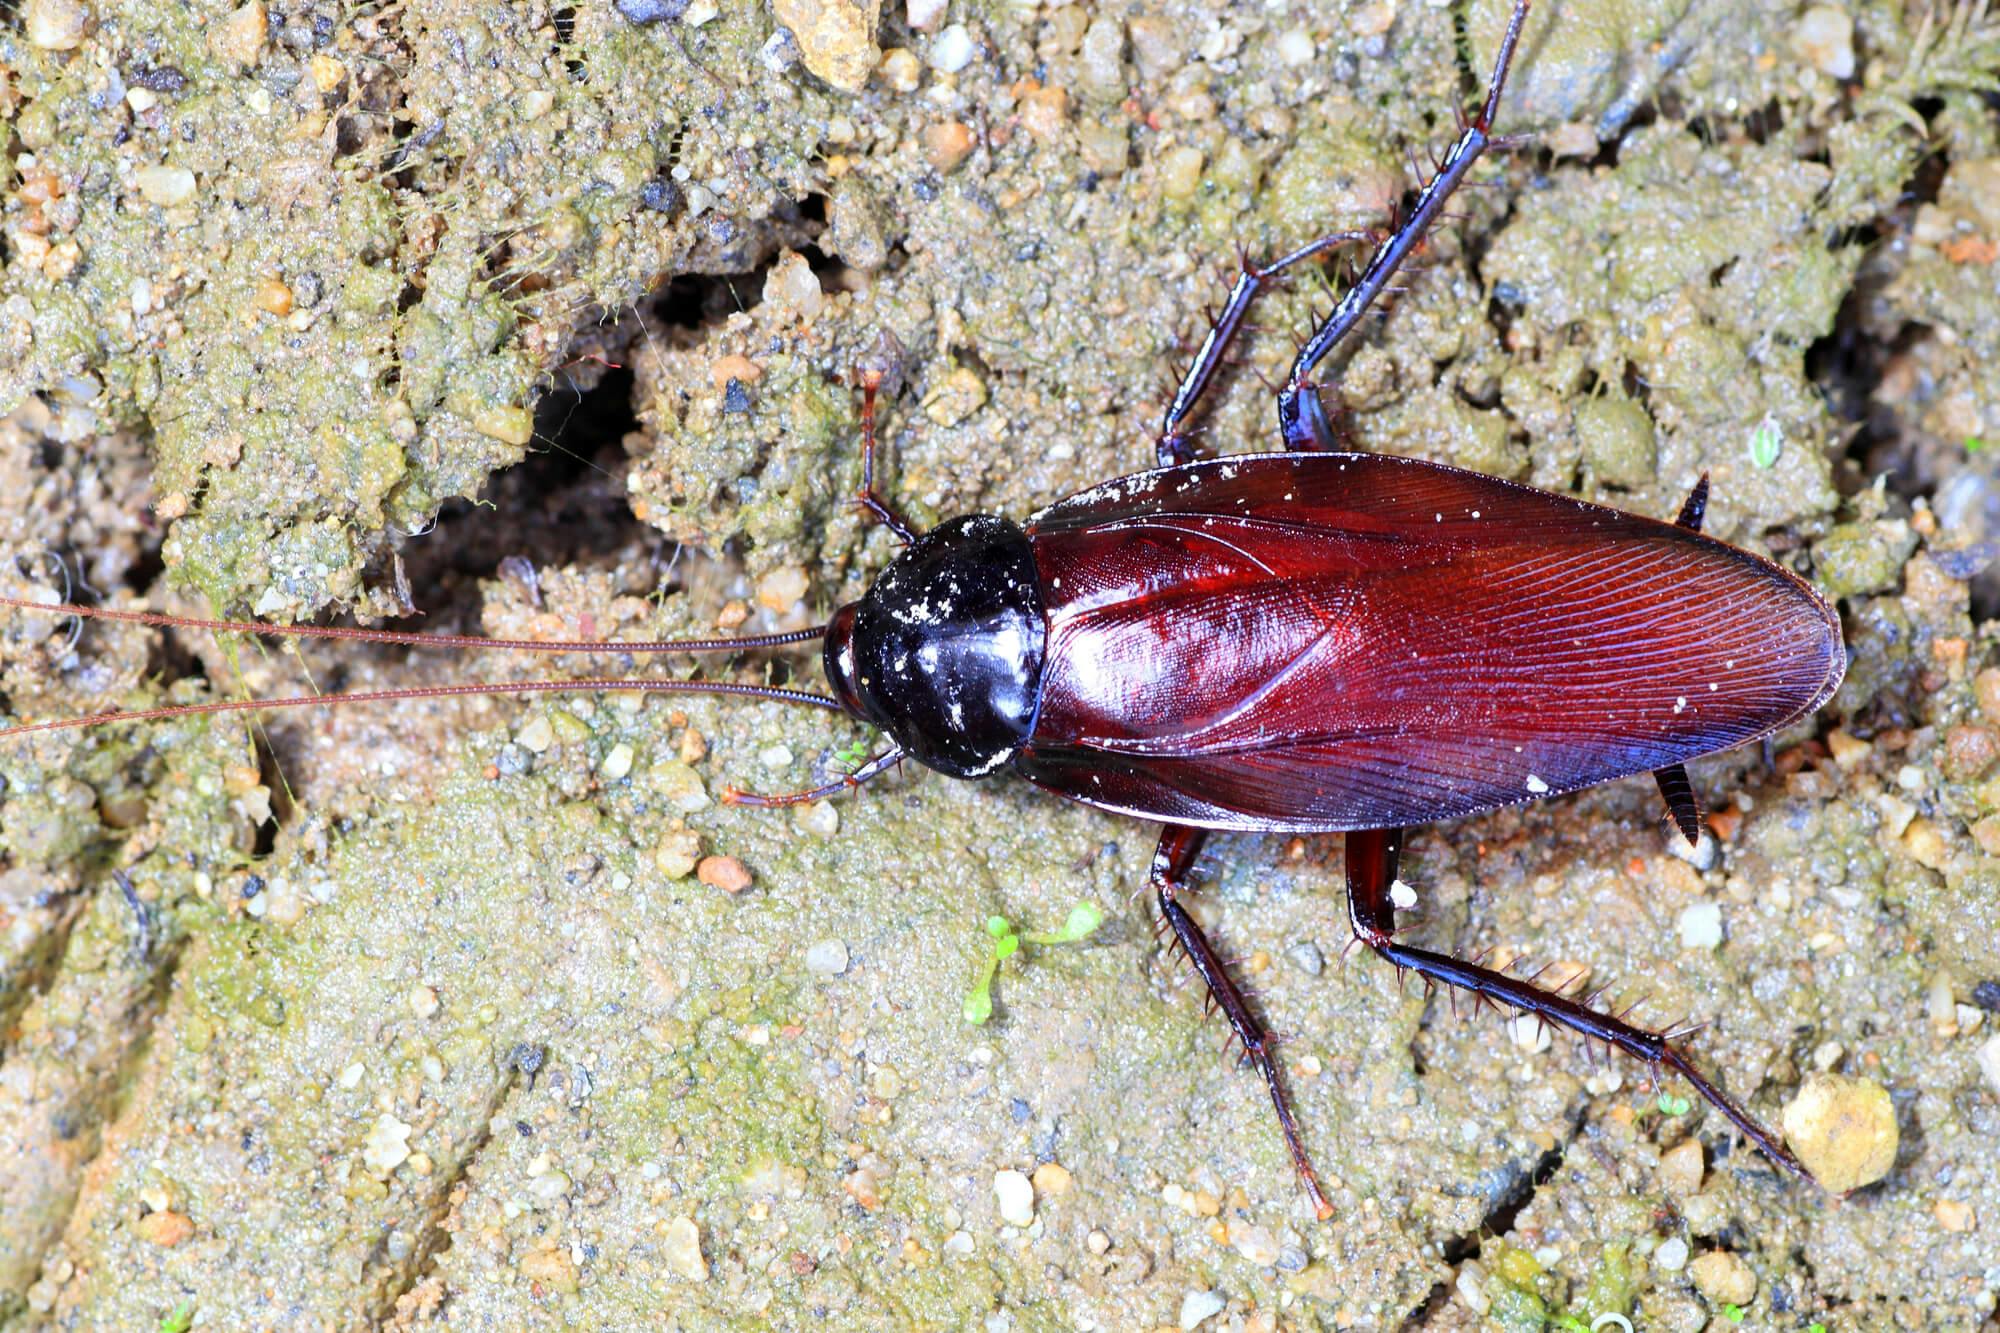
[
  {"left": 1657, "top": 1093, "right": 1692, "bottom": 1117},
  {"left": 1022, "top": 901, "right": 1106, "bottom": 945},
  {"left": 1808, "top": 1324, "right": 1827, "bottom": 1333},
  {"left": 1967, "top": 436, "right": 1988, "bottom": 454},
  {"left": 1722, "top": 1304, "right": 1745, "bottom": 1323},
  {"left": 1749, "top": 419, "right": 1782, "bottom": 468},
  {"left": 159, "top": 1303, "right": 195, "bottom": 1333},
  {"left": 985, "top": 915, "right": 1013, "bottom": 938},
  {"left": 962, "top": 979, "right": 994, "bottom": 1025},
  {"left": 993, "top": 933, "right": 1020, "bottom": 961}
]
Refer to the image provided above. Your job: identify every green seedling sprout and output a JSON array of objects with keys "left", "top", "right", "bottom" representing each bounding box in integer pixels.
[
  {"left": 1657, "top": 1092, "right": 1692, "bottom": 1117},
  {"left": 1749, "top": 418, "right": 1782, "bottom": 469},
  {"left": 830, "top": 731, "right": 877, "bottom": 772},
  {"left": 963, "top": 903, "right": 1105, "bottom": 1024},
  {"left": 1722, "top": 1304, "right": 1745, "bottom": 1323},
  {"left": 159, "top": 1302, "right": 195, "bottom": 1333},
  {"left": 1966, "top": 436, "right": 1987, "bottom": 454}
]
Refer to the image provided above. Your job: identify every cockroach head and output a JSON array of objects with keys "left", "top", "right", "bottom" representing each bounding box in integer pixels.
[{"left": 822, "top": 514, "right": 1045, "bottom": 780}]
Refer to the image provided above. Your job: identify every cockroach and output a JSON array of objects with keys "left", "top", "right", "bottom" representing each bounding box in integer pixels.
[{"left": 1, "top": 0, "right": 1844, "bottom": 1218}]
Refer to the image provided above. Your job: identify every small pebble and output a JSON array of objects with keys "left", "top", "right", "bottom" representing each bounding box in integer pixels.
[
  {"left": 363, "top": 1114, "right": 413, "bottom": 1174},
  {"left": 1160, "top": 145, "right": 1205, "bottom": 201},
  {"left": 759, "top": 744, "right": 795, "bottom": 771},
  {"left": 1388, "top": 878, "right": 1418, "bottom": 909},
  {"left": 1934, "top": 1198, "right": 1975, "bottom": 1232},
  {"left": 1276, "top": 26, "right": 1314, "bottom": 67},
  {"left": 408, "top": 984, "right": 440, "bottom": 1019},
  {"left": 1826, "top": 729, "right": 1872, "bottom": 768},
  {"left": 1506, "top": 1014, "right": 1551, "bottom": 1054},
  {"left": 794, "top": 799, "right": 839, "bottom": 837},
  {"left": 207, "top": 1, "right": 268, "bottom": 67},
  {"left": 1654, "top": 1236, "right": 1690, "bottom": 1272},
  {"left": 760, "top": 26, "right": 802, "bottom": 72},
  {"left": 929, "top": 22, "right": 974, "bottom": 72},
  {"left": 1688, "top": 1249, "right": 1757, "bottom": 1306},
  {"left": 993, "top": 1169, "right": 1035, "bottom": 1225},
  {"left": 252, "top": 276, "right": 293, "bottom": 316},
  {"left": 1179, "top": 1289, "right": 1226, "bottom": 1329},
  {"left": 1085, "top": 1229, "right": 1111, "bottom": 1255},
  {"left": 600, "top": 742, "right": 635, "bottom": 781},
  {"left": 906, "top": 0, "right": 946, "bottom": 32},
  {"left": 1666, "top": 828, "right": 1718, "bottom": 871},
  {"left": 664, "top": 1216, "right": 708, "bottom": 1281},
  {"left": 1658, "top": 1137, "right": 1705, "bottom": 1196},
  {"left": 878, "top": 46, "right": 920, "bottom": 92},
  {"left": 615, "top": 0, "right": 689, "bottom": 23},
  {"left": 805, "top": 939, "right": 849, "bottom": 976},
  {"left": 135, "top": 1210, "right": 194, "bottom": 1247},
  {"left": 1791, "top": 4, "right": 1855, "bottom": 78},
  {"left": 135, "top": 165, "right": 196, "bottom": 207},
  {"left": 1285, "top": 941, "right": 1324, "bottom": 976},
  {"left": 1975, "top": 1033, "right": 2000, "bottom": 1097},
  {"left": 755, "top": 563, "right": 810, "bottom": 613},
  {"left": 1229, "top": 1221, "right": 1280, "bottom": 1266},
  {"left": 1677, "top": 901, "right": 1723, "bottom": 950},
  {"left": 1781, "top": 1072, "right": 1899, "bottom": 1191},
  {"left": 923, "top": 120, "right": 977, "bottom": 173},
  {"left": 760, "top": 253, "right": 823, "bottom": 325},
  {"left": 654, "top": 830, "right": 702, "bottom": 880},
  {"left": 25, "top": 0, "right": 91, "bottom": 50},
  {"left": 1031, "top": 1162, "right": 1072, "bottom": 1197},
  {"left": 698, "top": 856, "right": 753, "bottom": 894},
  {"left": 516, "top": 715, "right": 555, "bottom": 754}
]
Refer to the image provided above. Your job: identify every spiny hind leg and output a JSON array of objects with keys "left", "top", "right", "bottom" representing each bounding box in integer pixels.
[
  {"left": 1343, "top": 827, "right": 1810, "bottom": 1182},
  {"left": 1150, "top": 824, "right": 1335, "bottom": 1219}
]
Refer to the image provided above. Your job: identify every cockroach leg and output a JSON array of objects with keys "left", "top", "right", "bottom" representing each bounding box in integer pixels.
[
  {"left": 1154, "top": 230, "right": 1380, "bottom": 467},
  {"left": 1149, "top": 825, "right": 1336, "bottom": 1221},
  {"left": 1343, "top": 827, "right": 1814, "bottom": 1184},
  {"left": 1674, "top": 473, "right": 1711, "bottom": 533},
  {"left": 1649, "top": 473, "right": 1715, "bottom": 844},
  {"left": 1652, "top": 762, "right": 1705, "bottom": 846},
  {"left": 1277, "top": 0, "right": 1533, "bottom": 451},
  {"left": 853, "top": 368, "right": 919, "bottom": 544}
]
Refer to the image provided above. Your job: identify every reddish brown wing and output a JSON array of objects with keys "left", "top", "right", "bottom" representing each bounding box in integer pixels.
[{"left": 1013, "top": 453, "right": 1843, "bottom": 833}]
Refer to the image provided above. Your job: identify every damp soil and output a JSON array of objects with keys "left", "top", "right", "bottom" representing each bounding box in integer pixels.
[{"left": 2, "top": 0, "right": 1999, "bottom": 1329}]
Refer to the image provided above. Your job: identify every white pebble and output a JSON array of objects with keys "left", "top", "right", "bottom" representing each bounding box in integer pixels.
[
  {"left": 906, "top": 0, "right": 947, "bottom": 32},
  {"left": 994, "top": 1170, "right": 1035, "bottom": 1226},
  {"left": 516, "top": 714, "right": 555, "bottom": 753},
  {"left": 1654, "top": 1236, "right": 1690, "bottom": 1272},
  {"left": 1677, "top": 901, "right": 1724, "bottom": 950},
  {"left": 805, "top": 939, "right": 850, "bottom": 976},
  {"left": 1525, "top": 773, "right": 1550, "bottom": 794},
  {"left": 1506, "top": 1014, "right": 1552, "bottom": 1054},
  {"left": 1389, "top": 878, "right": 1418, "bottom": 909},
  {"left": 794, "top": 799, "right": 839, "bottom": 837},
  {"left": 664, "top": 1216, "right": 708, "bottom": 1281},
  {"left": 759, "top": 744, "right": 795, "bottom": 771},
  {"left": 929, "top": 23, "right": 974, "bottom": 72},
  {"left": 1977, "top": 1034, "right": 2000, "bottom": 1098},
  {"left": 1179, "top": 1289, "right": 1227, "bottom": 1329},
  {"left": 1276, "top": 27, "right": 1315, "bottom": 66},
  {"left": 600, "top": 742, "right": 635, "bottom": 780},
  {"left": 135, "top": 165, "right": 196, "bottom": 207},
  {"left": 1792, "top": 4, "right": 1855, "bottom": 78}
]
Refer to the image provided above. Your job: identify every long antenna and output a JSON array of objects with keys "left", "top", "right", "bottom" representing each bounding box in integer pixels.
[
  {"left": 0, "top": 596, "right": 828, "bottom": 655},
  {"left": 0, "top": 678, "right": 843, "bottom": 741}
]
